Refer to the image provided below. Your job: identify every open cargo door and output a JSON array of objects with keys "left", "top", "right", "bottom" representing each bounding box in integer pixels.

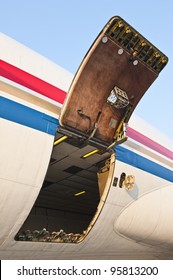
[
  {"left": 15, "top": 17, "right": 168, "bottom": 245},
  {"left": 59, "top": 16, "right": 168, "bottom": 151}
]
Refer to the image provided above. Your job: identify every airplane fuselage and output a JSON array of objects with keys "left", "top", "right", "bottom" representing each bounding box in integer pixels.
[{"left": 0, "top": 29, "right": 172, "bottom": 259}]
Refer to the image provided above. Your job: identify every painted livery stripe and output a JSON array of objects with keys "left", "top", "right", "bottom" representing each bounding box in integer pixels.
[
  {"left": 1, "top": 59, "right": 172, "bottom": 162},
  {"left": 0, "top": 96, "right": 59, "bottom": 135},
  {"left": 1, "top": 96, "right": 172, "bottom": 182},
  {"left": 127, "top": 126, "right": 173, "bottom": 160},
  {"left": 0, "top": 59, "right": 67, "bottom": 104},
  {"left": 116, "top": 146, "right": 173, "bottom": 183}
]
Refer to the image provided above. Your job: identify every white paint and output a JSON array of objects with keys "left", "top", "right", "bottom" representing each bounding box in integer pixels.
[
  {"left": 0, "top": 119, "right": 54, "bottom": 246},
  {"left": 0, "top": 32, "right": 172, "bottom": 260},
  {"left": 0, "top": 32, "right": 73, "bottom": 92}
]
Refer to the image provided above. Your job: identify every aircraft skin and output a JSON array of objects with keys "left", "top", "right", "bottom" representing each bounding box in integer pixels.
[{"left": 0, "top": 31, "right": 173, "bottom": 260}]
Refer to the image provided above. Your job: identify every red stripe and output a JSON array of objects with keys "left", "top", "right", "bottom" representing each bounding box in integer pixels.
[
  {"left": 0, "top": 59, "right": 67, "bottom": 104},
  {"left": 127, "top": 126, "right": 173, "bottom": 160},
  {"left": 1, "top": 59, "right": 172, "bottom": 160}
]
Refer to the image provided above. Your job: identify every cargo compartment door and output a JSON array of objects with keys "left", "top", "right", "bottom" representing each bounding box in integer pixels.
[{"left": 59, "top": 16, "right": 168, "bottom": 151}]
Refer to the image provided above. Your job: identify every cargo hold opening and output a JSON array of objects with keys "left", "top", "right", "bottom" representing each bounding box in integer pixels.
[{"left": 16, "top": 132, "right": 114, "bottom": 243}]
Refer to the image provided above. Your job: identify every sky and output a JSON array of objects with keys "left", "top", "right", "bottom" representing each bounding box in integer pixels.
[{"left": 1, "top": 0, "right": 173, "bottom": 140}]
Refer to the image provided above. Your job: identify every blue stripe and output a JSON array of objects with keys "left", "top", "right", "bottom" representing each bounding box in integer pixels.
[
  {"left": 115, "top": 146, "right": 173, "bottom": 182},
  {"left": 0, "top": 96, "right": 59, "bottom": 135},
  {"left": 1, "top": 97, "right": 172, "bottom": 182}
]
